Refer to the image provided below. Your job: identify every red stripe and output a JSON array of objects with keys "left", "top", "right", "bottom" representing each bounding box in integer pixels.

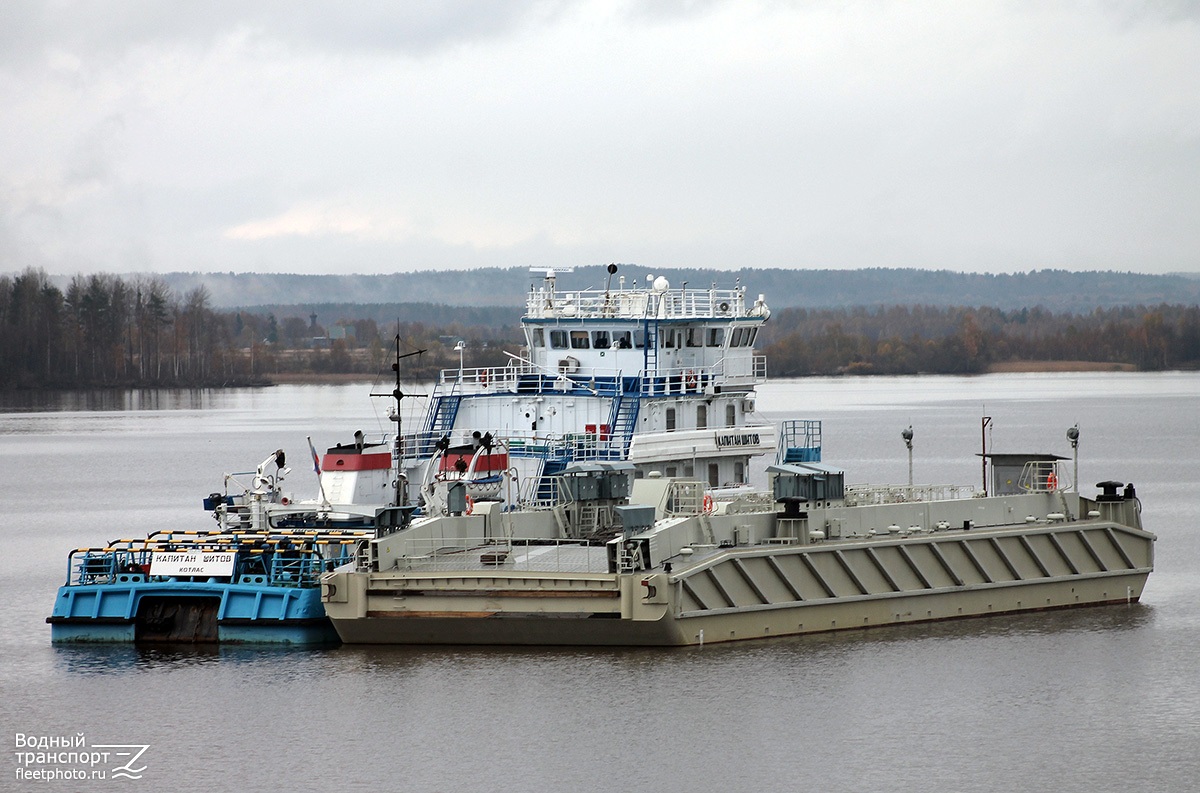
[
  {"left": 322, "top": 452, "right": 392, "bottom": 471},
  {"left": 440, "top": 452, "right": 509, "bottom": 472}
]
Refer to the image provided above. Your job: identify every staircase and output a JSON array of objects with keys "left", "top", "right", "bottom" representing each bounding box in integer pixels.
[
  {"left": 422, "top": 395, "right": 462, "bottom": 452},
  {"left": 534, "top": 458, "right": 568, "bottom": 504},
  {"left": 777, "top": 419, "right": 823, "bottom": 463},
  {"left": 608, "top": 393, "right": 641, "bottom": 458}
]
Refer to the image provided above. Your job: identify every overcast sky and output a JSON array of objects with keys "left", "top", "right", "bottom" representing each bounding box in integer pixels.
[{"left": 1, "top": 1, "right": 1197, "bottom": 277}]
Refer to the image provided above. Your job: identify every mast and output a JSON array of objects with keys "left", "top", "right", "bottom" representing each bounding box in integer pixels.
[{"left": 371, "top": 333, "right": 425, "bottom": 506}]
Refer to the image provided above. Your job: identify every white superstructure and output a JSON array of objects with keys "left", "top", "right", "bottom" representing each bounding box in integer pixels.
[{"left": 395, "top": 266, "right": 796, "bottom": 510}]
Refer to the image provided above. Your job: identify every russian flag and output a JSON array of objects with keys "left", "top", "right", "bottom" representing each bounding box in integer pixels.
[{"left": 306, "top": 436, "right": 322, "bottom": 475}]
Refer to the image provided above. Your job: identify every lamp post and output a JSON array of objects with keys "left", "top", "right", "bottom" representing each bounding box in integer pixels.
[
  {"left": 454, "top": 340, "right": 465, "bottom": 382},
  {"left": 1067, "top": 424, "right": 1079, "bottom": 492},
  {"left": 902, "top": 425, "right": 914, "bottom": 487}
]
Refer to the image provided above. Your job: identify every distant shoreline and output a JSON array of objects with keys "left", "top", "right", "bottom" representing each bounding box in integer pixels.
[{"left": 983, "top": 360, "right": 1137, "bottom": 373}]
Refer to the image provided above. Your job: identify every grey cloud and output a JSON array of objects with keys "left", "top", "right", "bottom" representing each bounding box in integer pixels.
[{"left": 0, "top": 1, "right": 567, "bottom": 68}]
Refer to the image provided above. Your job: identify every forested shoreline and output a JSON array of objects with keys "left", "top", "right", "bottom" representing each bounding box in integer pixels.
[
  {"left": 3, "top": 268, "right": 1198, "bottom": 390},
  {"left": 759, "top": 303, "right": 1200, "bottom": 375}
]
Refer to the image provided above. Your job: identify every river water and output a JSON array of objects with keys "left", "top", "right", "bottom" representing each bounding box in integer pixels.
[{"left": 1, "top": 372, "right": 1197, "bottom": 792}]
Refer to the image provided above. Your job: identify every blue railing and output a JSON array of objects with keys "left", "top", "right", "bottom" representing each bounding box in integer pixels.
[{"left": 66, "top": 543, "right": 359, "bottom": 589}]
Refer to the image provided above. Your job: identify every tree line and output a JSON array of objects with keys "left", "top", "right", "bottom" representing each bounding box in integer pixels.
[
  {"left": 0, "top": 269, "right": 515, "bottom": 388},
  {"left": 759, "top": 304, "right": 1200, "bottom": 375},
  {"left": 3, "top": 267, "right": 1199, "bottom": 389}
]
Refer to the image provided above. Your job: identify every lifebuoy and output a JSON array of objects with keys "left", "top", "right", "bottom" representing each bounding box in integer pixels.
[
  {"left": 702, "top": 493, "right": 715, "bottom": 514},
  {"left": 1046, "top": 471, "right": 1058, "bottom": 490},
  {"left": 464, "top": 495, "right": 474, "bottom": 515},
  {"left": 686, "top": 370, "right": 698, "bottom": 389}
]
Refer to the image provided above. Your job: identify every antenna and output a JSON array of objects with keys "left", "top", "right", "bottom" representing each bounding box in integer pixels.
[{"left": 369, "top": 332, "right": 427, "bottom": 506}]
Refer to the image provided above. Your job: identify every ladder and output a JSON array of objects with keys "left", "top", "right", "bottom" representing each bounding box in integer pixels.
[
  {"left": 608, "top": 394, "right": 641, "bottom": 458},
  {"left": 642, "top": 319, "right": 659, "bottom": 377},
  {"left": 423, "top": 395, "right": 461, "bottom": 452},
  {"left": 533, "top": 458, "right": 568, "bottom": 504}
]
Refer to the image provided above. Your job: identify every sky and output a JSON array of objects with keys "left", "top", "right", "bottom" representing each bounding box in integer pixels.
[{"left": 1, "top": 1, "right": 1198, "bottom": 277}]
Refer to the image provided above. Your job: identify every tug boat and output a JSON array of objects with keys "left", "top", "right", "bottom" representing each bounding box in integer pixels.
[
  {"left": 206, "top": 265, "right": 787, "bottom": 527},
  {"left": 393, "top": 266, "right": 780, "bottom": 507}
]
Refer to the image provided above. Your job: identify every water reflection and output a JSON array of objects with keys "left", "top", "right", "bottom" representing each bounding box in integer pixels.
[{"left": 0, "top": 388, "right": 231, "bottom": 414}]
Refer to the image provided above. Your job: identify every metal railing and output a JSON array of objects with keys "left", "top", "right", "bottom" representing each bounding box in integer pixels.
[
  {"left": 432, "top": 356, "right": 767, "bottom": 398},
  {"left": 64, "top": 531, "right": 366, "bottom": 588},
  {"left": 664, "top": 480, "right": 706, "bottom": 516},
  {"left": 525, "top": 286, "right": 750, "bottom": 321},
  {"left": 842, "top": 484, "right": 978, "bottom": 506},
  {"left": 1018, "top": 461, "right": 1069, "bottom": 493}
]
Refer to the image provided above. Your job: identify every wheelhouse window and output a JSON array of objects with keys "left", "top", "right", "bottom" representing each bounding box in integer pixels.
[
  {"left": 592, "top": 330, "right": 610, "bottom": 349},
  {"left": 729, "top": 326, "right": 758, "bottom": 347},
  {"left": 550, "top": 330, "right": 569, "bottom": 349},
  {"left": 686, "top": 327, "right": 703, "bottom": 347},
  {"left": 530, "top": 328, "right": 545, "bottom": 347},
  {"left": 707, "top": 328, "right": 724, "bottom": 347},
  {"left": 570, "top": 331, "right": 590, "bottom": 349},
  {"left": 612, "top": 331, "right": 632, "bottom": 349}
]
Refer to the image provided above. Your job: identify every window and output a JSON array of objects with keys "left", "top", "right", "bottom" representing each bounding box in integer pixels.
[
  {"left": 612, "top": 331, "right": 632, "bottom": 349},
  {"left": 550, "top": 330, "right": 569, "bottom": 349},
  {"left": 686, "top": 327, "right": 703, "bottom": 347},
  {"left": 683, "top": 464, "right": 694, "bottom": 478},
  {"left": 734, "top": 462, "right": 745, "bottom": 484},
  {"left": 664, "top": 330, "right": 678, "bottom": 348},
  {"left": 665, "top": 466, "right": 677, "bottom": 477},
  {"left": 707, "top": 328, "right": 724, "bottom": 347},
  {"left": 570, "top": 331, "right": 590, "bottom": 349},
  {"left": 530, "top": 328, "right": 545, "bottom": 347},
  {"left": 592, "top": 330, "right": 610, "bottom": 349},
  {"left": 746, "top": 328, "right": 758, "bottom": 346},
  {"left": 731, "top": 327, "right": 745, "bottom": 346},
  {"left": 708, "top": 463, "right": 720, "bottom": 488},
  {"left": 633, "top": 330, "right": 645, "bottom": 348},
  {"left": 697, "top": 404, "right": 707, "bottom": 430},
  {"left": 726, "top": 403, "right": 736, "bottom": 427},
  {"left": 666, "top": 407, "right": 676, "bottom": 431}
]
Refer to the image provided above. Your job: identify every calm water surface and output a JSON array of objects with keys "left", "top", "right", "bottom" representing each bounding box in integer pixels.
[{"left": 2, "top": 372, "right": 1197, "bottom": 792}]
